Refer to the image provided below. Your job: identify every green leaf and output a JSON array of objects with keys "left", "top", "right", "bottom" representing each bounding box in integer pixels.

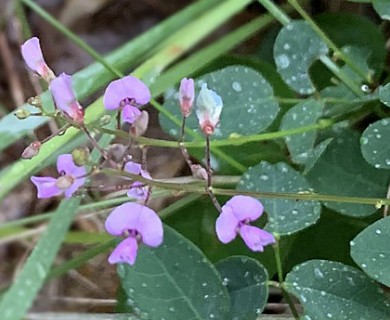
[
  {"left": 316, "top": 12, "right": 386, "bottom": 74},
  {"left": 379, "top": 83, "right": 390, "bottom": 107},
  {"left": 360, "top": 118, "right": 390, "bottom": 169},
  {"left": 237, "top": 161, "right": 321, "bottom": 235},
  {"left": 306, "top": 130, "right": 390, "bottom": 216},
  {"left": 118, "top": 225, "right": 230, "bottom": 320},
  {"left": 303, "top": 138, "right": 332, "bottom": 175},
  {"left": 285, "top": 260, "right": 390, "bottom": 320},
  {"left": 280, "top": 99, "right": 324, "bottom": 164},
  {"left": 373, "top": 0, "right": 390, "bottom": 20},
  {"left": 215, "top": 256, "right": 269, "bottom": 319},
  {"left": 351, "top": 216, "right": 390, "bottom": 286},
  {"left": 282, "top": 208, "right": 371, "bottom": 273},
  {"left": 160, "top": 65, "right": 280, "bottom": 140},
  {"left": 273, "top": 20, "right": 328, "bottom": 95},
  {"left": 0, "top": 198, "right": 81, "bottom": 320}
]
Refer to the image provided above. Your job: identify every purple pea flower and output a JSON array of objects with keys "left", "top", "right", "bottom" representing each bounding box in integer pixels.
[
  {"left": 125, "top": 161, "right": 151, "bottom": 200},
  {"left": 179, "top": 78, "right": 195, "bottom": 117},
  {"left": 216, "top": 195, "right": 275, "bottom": 251},
  {"left": 195, "top": 83, "right": 223, "bottom": 135},
  {"left": 31, "top": 154, "right": 86, "bottom": 199},
  {"left": 103, "top": 76, "right": 151, "bottom": 124},
  {"left": 21, "top": 37, "right": 55, "bottom": 82},
  {"left": 50, "top": 73, "right": 84, "bottom": 124},
  {"left": 105, "top": 202, "right": 163, "bottom": 265}
]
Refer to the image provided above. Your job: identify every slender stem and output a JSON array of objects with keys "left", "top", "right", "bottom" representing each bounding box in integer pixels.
[
  {"left": 287, "top": 0, "right": 371, "bottom": 84},
  {"left": 273, "top": 238, "right": 300, "bottom": 319},
  {"left": 258, "top": 0, "right": 291, "bottom": 25},
  {"left": 81, "top": 125, "right": 107, "bottom": 160},
  {"left": 101, "top": 119, "right": 335, "bottom": 149},
  {"left": 205, "top": 135, "right": 222, "bottom": 212},
  {"left": 179, "top": 117, "right": 193, "bottom": 168},
  {"left": 40, "top": 124, "right": 71, "bottom": 144},
  {"left": 102, "top": 168, "right": 390, "bottom": 206}
]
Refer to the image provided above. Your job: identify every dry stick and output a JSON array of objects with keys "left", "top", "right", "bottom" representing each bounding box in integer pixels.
[
  {"left": 179, "top": 117, "right": 193, "bottom": 169},
  {"left": 205, "top": 135, "right": 222, "bottom": 212}
]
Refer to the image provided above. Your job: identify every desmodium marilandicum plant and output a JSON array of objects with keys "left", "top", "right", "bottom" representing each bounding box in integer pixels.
[{"left": 5, "top": 1, "right": 390, "bottom": 319}]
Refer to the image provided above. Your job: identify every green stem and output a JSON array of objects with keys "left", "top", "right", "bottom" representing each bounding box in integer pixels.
[
  {"left": 287, "top": 0, "right": 371, "bottom": 84},
  {"left": 273, "top": 238, "right": 300, "bottom": 319},
  {"left": 102, "top": 119, "right": 335, "bottom": 149},
  {"left": 102, "top": 168, "right": 390, "bottom": 206}
]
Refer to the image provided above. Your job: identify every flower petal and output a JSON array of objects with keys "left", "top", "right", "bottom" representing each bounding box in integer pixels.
[
  {"left": 179, "top": 78, "right": 195, "bottom": 117},
  {"left": 56, "top": 154, "right": 86, "bottom": 177},
  {"left": 136, "top": 205, "right": 163, "bottom": 247},
  {"left": 122, "top": 105, "right": 141, "bottom": 124},
  {"left": 103, "top": 76, "right": 151, "bottom": 110},
  {"left": 124, "top": 161, "right": 142, "bottom": 175},
  {"left": 31, "top": 176, "right": 62, "bottom": 199},
  {"left": 195, "top": 83, "right": 223, "bottom": 129},
  {"left": 50, "top": 73, "right": 82, "bottom": 120},
  {"left": 127, "top": 181, "right": 149, "bottom": 200},
  {"left": 108, "top": 237, "right": 138, "bottom": 265},
  {"left": 215, "top": 205, "right": 239, "bottom": 244},
  {"left": 225, "top": 195, "right": 264, "bottom": 222},
  {"left": 104, "top": 202, "right": 143, "bottom": 234},
  {"left": 239, "top": 225, "right": 275, "bottom": 252},
  {"left": 64, "top": 176, "right": 86, "bottom": 198},
  {"left": 21, "top": 37, "right": 51, "bottom": 78}
]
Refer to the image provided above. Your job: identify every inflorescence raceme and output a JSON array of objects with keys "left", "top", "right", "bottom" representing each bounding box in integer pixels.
[{"left": 19, "top": 37, "right": 275, "bottom": 266}]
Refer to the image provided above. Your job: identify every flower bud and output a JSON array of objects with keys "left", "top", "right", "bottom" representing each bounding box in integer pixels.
[
  {"left": 55, "top": 175, "right": 75, "bottom": 190},
  {"left": 72, "top": 147, "right": 90, "bottom": 166},
  {"left": 22, "top": 141, "right": 41, "bottom": 159},
  {"left": 100, "top": 115, "right": 112, "bottom": 126},
  {"left": 179, "top": 78, "right": 195, "bottom": 117},
  {"left": 130, "top": 111, "right": 149, "bottom": 137},
  {"left": 191, "top": 164, "right": 208, "bottom": 180},
  {"left": 27, "top": 96, "right": 42, "bottom": 109},
  {"left": 195, "top": 83, "right": 223, "bottom": 135},
  {"left": 107, "top": 144, "right": 127, "bottom": 163},
  {"left": 14, "top": 108, "right": 31, "bottom": 119}
]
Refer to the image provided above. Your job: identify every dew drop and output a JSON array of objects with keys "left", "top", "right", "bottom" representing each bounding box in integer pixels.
[
  {"left": 169, "top": 307, "right": 175, "bottom": 312},
  {"left": 276, "top": 54, "right": 290, "bottom": 69},
  {"left": 232, "top": 81, "right": 242, "bottom": 92},
  {"left": 375, "top": 229, "right": 382, "bottom": 235}
]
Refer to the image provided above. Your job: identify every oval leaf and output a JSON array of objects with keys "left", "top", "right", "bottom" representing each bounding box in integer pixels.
[
  {"left": 280, "top": 99, "right": 324, "bottom": 164},
  {"left": 274, "top": 20, "right": 328, "bottom": 94},
  {"left": 215, "top": 256, "right": 269, "bottom": 319},
  {"left": 117, "top": 225, "right": 230, "bottom": 320},
  {"left": 379, "top": 83, "right": 390, "bottom": 107},
  {"left": 351, "top": 216, "right": 390, "bottom": 286},
  {"left": 306, "top": 130, "right": 390, "bottom": 216},
  {"left": 237, "top": 161, "right": 321, "bottom": 235},
  {"left": 285, "top": 260, "right": 390, "bottom": 320},
  {"left": 361, "top": 118, "right": 390, "bottom": 169},
  {"left": 160, "top": 65, "right": 279, "bottom": 139},
  {"left": 373, "top": 0, "right": 390, "bottom": 21}
]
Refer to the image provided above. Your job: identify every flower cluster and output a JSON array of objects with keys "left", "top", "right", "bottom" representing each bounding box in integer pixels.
[{"left": 22, "top": 37, "right": 274, "bottom": 267}]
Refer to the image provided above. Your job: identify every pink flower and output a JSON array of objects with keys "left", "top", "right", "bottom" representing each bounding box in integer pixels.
[
  {"left": 179, "top": 78, "right": 195, "bottom": 117},
  {"left": 31, "top": 154, "right": 86, "bottom": 199},
  {"left": 50, "top": 73, "right": 84, "bottom": 123},
  {"left": 195, "top": 83, "right": 223, "bottom": 135},
  {"left": 125, "top": 161, "right": 151, "bottom": 200},
  {"left": 103, "top": 76, "right": 151, "bottom": 124},
  {"left": 216, "top": 195, "right": 275, "bottom": 251},
  {"left": 105, "top": 202, "right": 163, "bottom": 265},
  {"left": 21, "top": 37, "right": 55, "bottom": 82}
]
